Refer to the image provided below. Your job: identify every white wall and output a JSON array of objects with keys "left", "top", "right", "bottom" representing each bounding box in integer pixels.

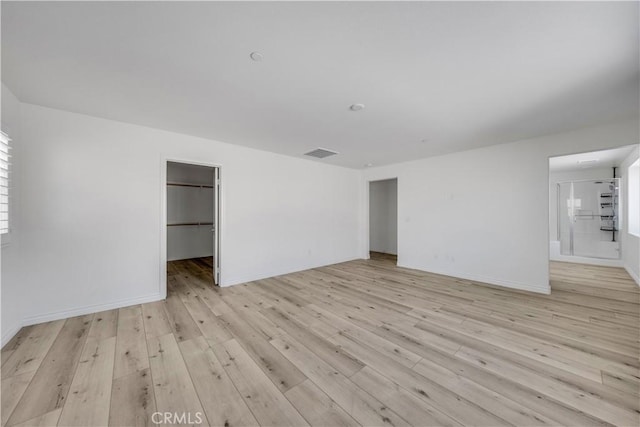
[
  {"left": 1, "top": 101, "right": 361, "bottom": 344},
  {"left": 166, "top": 162, "right": 214, "bottom": 261},
  {"left": 620, "top": 146, "right": 640, "bottom": 285},
  {"left": 369, "top": 179, "right": 397, "bottom": 255},
  {"left": 0, "top": 84, "right": 23, "bottom": 342},
  {"left": 361, "top": 120, "right": 639, "bottom": 294}
]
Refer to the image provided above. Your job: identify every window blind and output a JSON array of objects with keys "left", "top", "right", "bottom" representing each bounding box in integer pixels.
[
  {"left": 0, "top": 131, "right": 10, "bottom": 235},
  {"left": 629, "top": 159, "right": 640, "bottom": 237}
]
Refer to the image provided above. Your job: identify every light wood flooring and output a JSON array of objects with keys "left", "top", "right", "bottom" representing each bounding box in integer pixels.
[{"left": 2, "top": 257, "right": 639, "bottom": 426}]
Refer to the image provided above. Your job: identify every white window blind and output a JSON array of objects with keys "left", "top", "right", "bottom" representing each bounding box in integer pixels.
[
  {"left": 0, "top": 131, "right": 10, "bottom": 234},
  {"left": 629, "top": 159, "right": 640, "bottom": 237}
]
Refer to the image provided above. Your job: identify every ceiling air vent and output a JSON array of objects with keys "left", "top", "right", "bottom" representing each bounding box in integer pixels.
[{"left": 304, "top": 148, "right": 338, "bottom": 159}]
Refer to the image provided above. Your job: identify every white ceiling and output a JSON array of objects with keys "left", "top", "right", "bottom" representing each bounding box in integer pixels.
[
  {"left": 2, "top": 1, "right": 638, "bottom": 169},
  {"left": 549, "top": 145, "right": 637, "bottom": 173}
]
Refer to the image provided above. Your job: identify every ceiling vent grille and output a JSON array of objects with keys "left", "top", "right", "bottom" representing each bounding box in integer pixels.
[{"left": 304, "top": 148, "right": 338, "bottom": 159}]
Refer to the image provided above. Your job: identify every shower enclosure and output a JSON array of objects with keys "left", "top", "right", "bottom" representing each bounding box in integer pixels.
[{"left": 558, "top": 179, "right": 621, "bottom": 259}]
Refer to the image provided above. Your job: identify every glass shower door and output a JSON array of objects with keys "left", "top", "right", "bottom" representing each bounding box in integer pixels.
[
  {"left": 571, "top": 180, "right": 601, "bottom": 258},
  {"left": 558, "top": 179, "right": 620, "bottom": 259}
]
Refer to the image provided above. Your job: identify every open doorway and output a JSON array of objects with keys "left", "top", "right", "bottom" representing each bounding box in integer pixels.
[
  {"left": 548, "top": 146, "right": 636, "bottom": 267},
  {"left": 369, "top": 178, "right": 398, "bottom": 264},
  {"left": 166, "top": 161, "right": 220, "bottom": 286}
]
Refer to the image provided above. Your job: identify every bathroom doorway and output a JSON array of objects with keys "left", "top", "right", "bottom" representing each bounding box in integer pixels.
[{"left": 549, "top": 145, "right": 636, "bottom": 266}]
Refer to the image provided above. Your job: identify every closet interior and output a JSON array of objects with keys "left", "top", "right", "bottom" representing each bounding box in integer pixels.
[{"left": 167, "top": 161, "right": 218, "bottom": 285}]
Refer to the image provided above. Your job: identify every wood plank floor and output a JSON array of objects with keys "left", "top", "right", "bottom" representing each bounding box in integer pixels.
[{"left": 2, "top": 257, "right": 638, "bottom": 426}]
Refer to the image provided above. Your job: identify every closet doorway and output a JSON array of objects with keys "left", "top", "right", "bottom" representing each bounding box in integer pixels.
[
  {"left": 369, "top": 178, "right": 398, "bottom": 264},
  {"left": 166, "top": 161, "right": 220, "bottom": 285}
]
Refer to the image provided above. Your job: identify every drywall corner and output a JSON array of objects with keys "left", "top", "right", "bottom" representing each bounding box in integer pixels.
[
  {"left": 1, "top": 321, "right": 22, "bottom": 348},
  {"left": 625, "top": 265, "right": 640, "bottom": 286}
]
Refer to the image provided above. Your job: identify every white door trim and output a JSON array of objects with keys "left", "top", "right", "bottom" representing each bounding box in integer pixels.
[
  {"left": 365, "top": 176, "right": 399, "bottom": 259},
  {"left": 160, "top": 157, "right": 223, "bottom": 298}
]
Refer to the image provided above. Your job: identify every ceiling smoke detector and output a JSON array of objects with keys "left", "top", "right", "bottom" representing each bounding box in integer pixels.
[
  {"left": 249, "top": 51, "right": 263, "bottom": 61},
  {"left": 304, "top": 148, "right": 339, "bottom": 159},
  {"left": 349, "top": 104, "right": 365, "bottom": 111}
]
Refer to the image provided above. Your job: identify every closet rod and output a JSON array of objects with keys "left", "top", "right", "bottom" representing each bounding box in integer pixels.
[
  {"left": 167, "top": 222, "right": 214, "bottom": 227},
  {"left": 167, "top": 182, "right": 214, "bottom": 189}
]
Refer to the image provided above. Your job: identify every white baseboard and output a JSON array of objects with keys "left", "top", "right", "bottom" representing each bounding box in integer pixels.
[
  {"left": 221, "top": 256, "right": 362, "bottom": 287},
  {"left": 550, "top": 254, "right": 624, "bottom": 267},
  {"left": 22, "top": 293, "right": 163, "bottom": 327},
  {"left": 625, "top": 265, "right": 640, "bottom": 286},
  {"left": 4, "top": 256, "right": 361, "bottom": 345},
  {"left": 2, "top": 293, "right": 163, "bottom": 348},
  {"left": 396, "top": 263, "right": 550, "bottom": 295}
]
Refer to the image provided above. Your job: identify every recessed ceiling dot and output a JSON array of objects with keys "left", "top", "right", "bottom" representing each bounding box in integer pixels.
[
  {"left": 250, "top": 52, "right": 263, "bottom": 62},
  {"left": 421, "top": 138, "right": 429, "bottom": 143},
  {"left": 364, "top": 163, "right": 373, "bottom": 167},
  {"left": 350, "top": 104, "right": 365, "bottom": 111}
]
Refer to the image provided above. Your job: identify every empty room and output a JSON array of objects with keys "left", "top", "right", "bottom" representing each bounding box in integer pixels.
[{"left": 1, "top": 1, "right": 639, "bottom": 427}]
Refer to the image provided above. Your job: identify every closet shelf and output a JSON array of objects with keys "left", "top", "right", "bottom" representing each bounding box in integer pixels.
[
  {"left": 167, "top": 182, "right": 214, "bottom": 189},
  {"left": 167, "top": 222, "right": 214, "bottom": 227}
]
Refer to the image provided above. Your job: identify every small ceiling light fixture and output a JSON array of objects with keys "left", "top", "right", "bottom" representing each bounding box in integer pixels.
[
  {"left": 349, "top": 103, "right": 365, "bottom": 111},
  {"left": 249, "top": 51, "right": 263, "bottom": 62},
  {"left": 364, "top": 163, "right": 373, "bottom": 168},
  {"left": 420, "top": 138, "right": 429, "bottom": 143},
  {"left": 577, "top": 159, "right": 599, "bottom": 165}
]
